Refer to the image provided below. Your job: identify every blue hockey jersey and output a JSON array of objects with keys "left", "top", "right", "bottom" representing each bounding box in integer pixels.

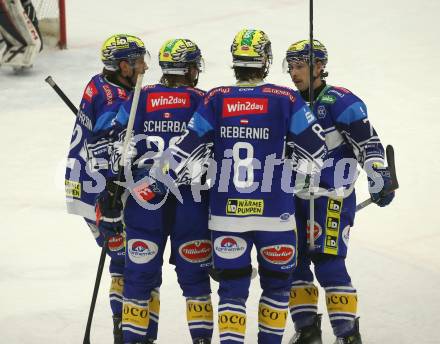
[
  {"left": 109, "top": 84, "right": 206, "bottom": 187},
  {"left": 65, "top": 74, "right": 131, "bottom": 220},
  {"left": 171, "top": 82, "right": 326, "bottom": 233},
  {"left": 306, "top": 84, "right": 385, "bottom": 198}
]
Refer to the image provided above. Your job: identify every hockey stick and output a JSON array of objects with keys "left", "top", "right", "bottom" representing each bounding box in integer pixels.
[
  {"left": 308, "top": 0, "right": 316, "bottom": 250},
  {"left": 82, "top": 237, "right": 108, "bottom": 344},
  {"left": 82, "top": 72, "right": 144, "bottom": 344},
  {"left": 355, "top": 144, "right": 399, "bottom": 212},
  {"left": 45, "top": 76, "right": 78, "bottom": 115}
]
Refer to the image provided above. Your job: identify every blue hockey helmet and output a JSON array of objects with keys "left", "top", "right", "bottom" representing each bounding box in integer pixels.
[
  {"left": 158, "top": 38, "right": 204, "bottom": 75},
  {"left": 283, "top": 39, "right": 328, "bottom": 73},
  {"left": 231, "top": 28, "right": 273, "bottom": 69},
  {"left": 101, "top": 34, "right": 150, "bottom": 71},
  {"left": 285, "top": 39, "right": 328, "bottom": 64}
]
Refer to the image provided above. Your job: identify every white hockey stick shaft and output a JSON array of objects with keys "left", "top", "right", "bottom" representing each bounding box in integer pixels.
[
  {"left": 120, "top": 72, "right": 144, "bottom": 168},
  {"left": 309, "top": 191, "right": 315, "bottom": 250}
]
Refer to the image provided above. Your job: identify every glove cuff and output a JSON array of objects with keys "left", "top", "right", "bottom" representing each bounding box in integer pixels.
[{"left": 100, "top": 214, "right": 123, "bottom": 223}]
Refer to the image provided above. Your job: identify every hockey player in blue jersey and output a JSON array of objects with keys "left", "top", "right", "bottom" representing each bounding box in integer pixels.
[
  {"left": 65, "top": 34, "right": 161, "bottom": 344},
  {"left": 283, "top": 40, "right": 395, "bottom": 344},
  {"left": 100, "top": 38, "right": 213, "bottom": 344},
  {"left": 169, "top": 29, "right": 326, "bottom": 344}
]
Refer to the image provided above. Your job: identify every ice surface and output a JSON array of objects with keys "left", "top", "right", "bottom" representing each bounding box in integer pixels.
[{"left": 1, "top": 0, "right": 439, "bottom": 343}]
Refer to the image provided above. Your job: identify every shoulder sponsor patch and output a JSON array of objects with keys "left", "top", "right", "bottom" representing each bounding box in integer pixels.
[
  {"left": 262, "top": 86, "right": 296, "bottom": 102},
  {"left": 127, "top": 239, "right": 158, "bottom": 264},
  {"left": 179, "top": 240, "right": 212, "bottom": 263},
  {"left": 83, "top": 81, "right": 98, "bottom": 103},
  {"left": 204, "top": 87, "right": 231, "bottom": 105},
  {"left": 102, "top": 84, "right": 114, "bottom": 105},
  {"left": 226, "top": 199, "right": 264, "bottom": 216},
  {"left": 333, "top": 86, "right": 351, "bottom": 94},
  {"left": 321, "top": 94, "right": 337, "bottom": 104},
  {"left": 260, "top": 244, "right": 295, "bottom": 264},
  {"left": 147, "top": 92, "right": 190, "bottom": 111},
  {"left": 186, "top": 86, "right": 205, "bottom": 97},
  {"left": 222, "top": 98, "right": 268, "bottom": 117},
  {"left": 214, "top": 236, "right": 247, "bottom": 259}
]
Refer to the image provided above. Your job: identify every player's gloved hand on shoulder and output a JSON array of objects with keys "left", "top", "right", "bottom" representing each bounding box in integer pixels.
[
  {"left": 367, "top": 162, "right": 395, "bottom": 207},
  {"left": 95, "top": 180, "right": 124, "bottom": 237}
]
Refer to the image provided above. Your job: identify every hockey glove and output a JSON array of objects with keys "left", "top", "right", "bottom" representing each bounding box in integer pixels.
[
  {"left": 95, "top": 181, "right": 124, "bottom": 237},
  {"left": 109, "top": 129, "right": 137, "bottom": 175},
  {"left": 367, "top": 163, "right": 395, "bottom": 207}
]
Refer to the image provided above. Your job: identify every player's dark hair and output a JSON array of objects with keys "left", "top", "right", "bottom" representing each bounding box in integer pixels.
[
  {"left": 101, "top": 67, "right": 133, "bottom": 91},
  {"left": 160, "top": 74, "right": 192, "bottom": 88},
  {"left": 233, "top": 66, "right": 265, "bottom": 82},
  {"left": 102, "top": 68, "right": 122, "bottom": 85},
  {"left": 160, "top": 63, "right": 199, "bottom": 88},
  {"left": 102, "top": 67, "right": 116, "bottom": 79}
]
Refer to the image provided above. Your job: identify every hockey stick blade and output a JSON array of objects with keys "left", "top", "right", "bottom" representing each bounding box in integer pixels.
[
  {"left": 385, "top": 145, "right": 399, "bottom": 191},
  {"left": 356, "top": 144, "right": 399, "bottom": 212}
]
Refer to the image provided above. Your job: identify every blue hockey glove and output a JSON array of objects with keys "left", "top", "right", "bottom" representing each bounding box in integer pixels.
[
  {"left": 368, "top": 163, "right": 395, "bottom": 207},
  {"left": 95, "top": 181, "right": 123, "bottom": 237}
]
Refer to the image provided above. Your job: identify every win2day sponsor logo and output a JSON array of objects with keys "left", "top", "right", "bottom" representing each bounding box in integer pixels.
[
  {"left": 179, "top": 240, "right": 212, "bottom": 263},
  {"left": 147, "top": 92, "right": 190, "bottom": 111},
  {"left": 222, "top": 98, "right": 268, "bottom": 117},
  {"left": 214, "top": 236, "right": 247, "bottom": 259},
  {"left": 260, "top": 245, "right": 295, "bottom": 265},
  {"left": 127, "top": 239, "right": 158, "bottom": 264}
]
